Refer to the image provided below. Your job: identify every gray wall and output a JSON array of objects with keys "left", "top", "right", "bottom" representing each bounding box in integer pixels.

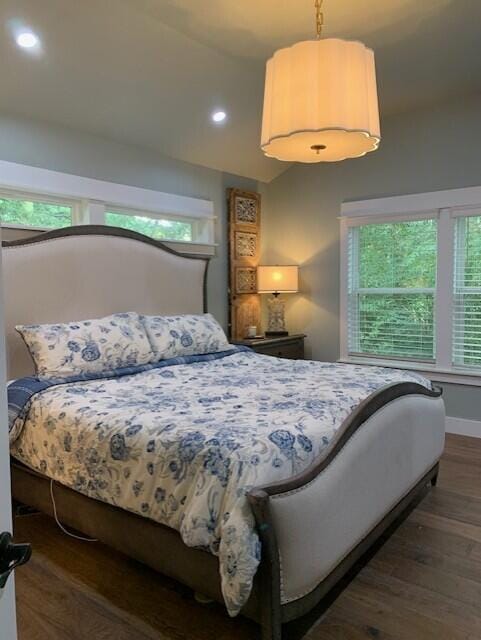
[
  {"left": 0, "top": 113, "right": 259, "bottom": 328},
  {"left": 2, "top": 102, "right": 480, "bottom": 420},
  {"left": 262, "top": 94, "right": 481, "bottom": 420}
]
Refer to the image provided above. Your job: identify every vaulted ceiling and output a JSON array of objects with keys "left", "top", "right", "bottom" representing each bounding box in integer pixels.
[{"left": 0, "top": 0, "right": 480, "bottom": 182}]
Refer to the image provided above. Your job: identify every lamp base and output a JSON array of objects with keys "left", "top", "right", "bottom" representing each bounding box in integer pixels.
[
  {"left": 266, "top": 295, "right": 288, "bottom": 336},
  {"left": 265, "top": 331, "right": 289, "bottom": 337}
]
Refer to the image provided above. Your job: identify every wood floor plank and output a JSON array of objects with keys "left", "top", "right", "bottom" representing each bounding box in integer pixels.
[
  {"left": 375, "top": 536, "right": 481, "bottom": 585},
  {"left": 16, "top": 559, "right": 161, "bottom": 640},
  {"left": 389, "top": 555, "right": 481, "bottom": 609},
  {"left": 14, "top": 434, "right": 481, "bottom": 640},
  {"left": 436, "top": 458, "right": 481, "bottom": 499},
  {"left": 444, "top": 434, "right": 481, "bottom": 456},
  {"left": 15, "top": 515, "right": 254, "bottom": 640},
  {"left": 407, "top": 509, "right": 481, "bottom": 545},
  {"left": 321, "top": 590, "right": 470, "bottom": 640},
  {"left": 392, "top": 516, "right": 481, "bottom": 560},
  {"left": 416, "top": 487, "right": 481, "bottom": 527},
  {"left": 309, "top": 615, "right": 399, "bottom": 640},
  {"left": 354, "top": 565, "right": 481, "bottom": 636}
]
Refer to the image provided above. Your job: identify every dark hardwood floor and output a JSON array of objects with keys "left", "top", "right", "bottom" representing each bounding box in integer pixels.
[{"left": 14, "top": 434, "right": 481, "bottom": 640}]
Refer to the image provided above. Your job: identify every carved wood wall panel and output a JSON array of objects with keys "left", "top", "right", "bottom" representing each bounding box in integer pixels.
[{"left": 228, "top": 188, "right": 261, "bottom": 340}]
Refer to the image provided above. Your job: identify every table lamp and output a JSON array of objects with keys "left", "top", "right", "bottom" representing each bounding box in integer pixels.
[{"left": 257, "top": 265, "right": 299, "bottom": 336}]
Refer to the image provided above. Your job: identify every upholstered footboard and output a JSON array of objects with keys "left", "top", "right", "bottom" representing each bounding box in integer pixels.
[
  {"left": 11, "top": 381, "right": 444, "bottom": 640},
  {"left": 248, "top": 382, "right": 445, "bottom": 640}
]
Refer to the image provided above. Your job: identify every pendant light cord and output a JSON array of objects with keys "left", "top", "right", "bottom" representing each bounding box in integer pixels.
[{"left": 315, "top": 0, "right": 324, "bottom": 39}]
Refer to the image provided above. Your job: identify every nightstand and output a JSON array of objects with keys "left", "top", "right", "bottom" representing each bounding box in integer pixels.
[{"left": 233, "top": 334, "right": 305, "bottom": 360}]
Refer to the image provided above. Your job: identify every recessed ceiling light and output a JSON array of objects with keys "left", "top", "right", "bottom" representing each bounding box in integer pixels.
[
  {"left": 16, "top": 31, "right": 39, "bottom": 49},
  {"left": 212, "top": 110, "right": 227, "bottom": 124}
]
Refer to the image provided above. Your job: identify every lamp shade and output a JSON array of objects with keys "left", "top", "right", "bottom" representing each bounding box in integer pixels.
[
  {"left": 257, "top": 265, "right": 299, "bottom": 293},
  {"left": 261, "top": 38, "right": 380, "bottom": 163}
]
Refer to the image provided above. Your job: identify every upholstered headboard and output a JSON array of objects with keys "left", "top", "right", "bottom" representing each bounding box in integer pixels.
[{"left": 2, "top": 225, "right": 209, "bottom": 380}]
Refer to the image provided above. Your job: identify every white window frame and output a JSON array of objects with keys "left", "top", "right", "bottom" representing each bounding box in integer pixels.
[
  {"left": 0, "top": 160, "right": 216, "bottom": 256},
  {"left": 0, "top": 188, "right": 81, "bottom": 232},
  {"left": 346, "top": 216, "right": 438, "bottom": 363},
  {"left": 340, "top": 185, "right": 481, "bottom": 386},
  {"left": 104, "top": 205, "right": 203, "bottom": 246}
]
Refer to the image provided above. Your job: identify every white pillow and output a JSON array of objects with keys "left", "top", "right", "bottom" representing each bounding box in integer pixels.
[
  {"left": 16, "top": 312, "right": 153, "bottom": 379},
  {"left": 142, "top": 313, "right": 230, "bottom": 360}
]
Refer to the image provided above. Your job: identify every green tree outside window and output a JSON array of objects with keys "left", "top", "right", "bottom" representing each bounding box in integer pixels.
[
  {"left": 0, "top": 198, "right": 71, "bottom": 228},
  {"left": 105, "top": 212, "right": 192, "bottom": 242}
]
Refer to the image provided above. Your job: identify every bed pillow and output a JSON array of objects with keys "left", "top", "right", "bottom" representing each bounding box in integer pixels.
[
  {"left": 16, "top": 312, "right": 154, "bottom": 379},
  {"left": 142, "top": 313, "right": 230, "bottom": 360}
]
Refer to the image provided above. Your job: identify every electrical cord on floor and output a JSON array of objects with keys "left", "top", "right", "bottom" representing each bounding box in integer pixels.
[{"left": 49, "top": 480, "right": 98, "bottom": 543}]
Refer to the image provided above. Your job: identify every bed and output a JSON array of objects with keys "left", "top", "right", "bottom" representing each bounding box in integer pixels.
[{"left": 3, "top": 225, "right": 445, "bottom": 639}]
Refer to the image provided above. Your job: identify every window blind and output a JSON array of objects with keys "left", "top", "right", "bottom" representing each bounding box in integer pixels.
[
  {"left": 348, "top": 218, "right": 437, "bottom": 361},
  {"left": 453, "top": 215, "right": 481, "bottom": 369}
]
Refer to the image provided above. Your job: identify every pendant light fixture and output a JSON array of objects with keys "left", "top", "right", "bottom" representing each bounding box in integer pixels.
[{"left": 261, "top": 0, "right": 381, "bottom": 163}]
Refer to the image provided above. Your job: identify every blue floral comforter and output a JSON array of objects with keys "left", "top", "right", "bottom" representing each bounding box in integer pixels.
[{"left": 8, "top": 349, "right": 430, "bottom": 615}]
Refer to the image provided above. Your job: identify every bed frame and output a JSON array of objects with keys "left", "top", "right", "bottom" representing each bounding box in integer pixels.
[{"left": 3, "top": 226, "right": 445, "bottom": 640}]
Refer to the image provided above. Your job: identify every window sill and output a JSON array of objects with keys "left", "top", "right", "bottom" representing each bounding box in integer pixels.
[
  {"left": 161, "top": 240, "right": 217, "bottom": 257},
  {"left": 1, "top": 224, "right": 217, "bottom": 257},
  {"left": 338, "top": 356, "right": 481, "bottom": 387},
  {"left": 1, "top": 223, "right": 65, "bottom": 232}
]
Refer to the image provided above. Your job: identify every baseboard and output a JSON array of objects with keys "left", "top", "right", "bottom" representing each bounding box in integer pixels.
[{"left": 446, "top": 416, "right": 481, "bottom": 438}]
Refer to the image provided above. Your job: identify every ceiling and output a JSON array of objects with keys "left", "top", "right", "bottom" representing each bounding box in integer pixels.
[{"left": 0, "top": 0, "right": 480, "bottom": 182}]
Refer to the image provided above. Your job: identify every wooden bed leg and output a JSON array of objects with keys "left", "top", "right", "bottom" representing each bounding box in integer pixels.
[
  {"left": 430, "top": 462, "right": 440, "bottom": 487},
  {"left": 260, "top": 608, "right": 282, "bottom": 640},
  {"left": 248, "top": 490, "right": 283, "bottom": 640},
  {"left": 258, "top": 552, "right": 283, "bottom": 640},
  {"left": 261, "top": 622, "right": 282, "bottom": 640}
]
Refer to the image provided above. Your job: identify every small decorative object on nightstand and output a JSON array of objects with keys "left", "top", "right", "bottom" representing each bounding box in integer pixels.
[
  {"left": 257, "top": 265, "right": 299, "bottom": 336},
  {"left": 233, "top": 334, "right": 305, "bottom": 360}
]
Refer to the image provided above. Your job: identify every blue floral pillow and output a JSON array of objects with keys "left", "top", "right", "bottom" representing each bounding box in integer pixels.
[
  {"left": 16, "top": 312, "right": 154, "bottom": 379},
  {"left": 142, "top": 313, "right": 230, "bottom": 360}
]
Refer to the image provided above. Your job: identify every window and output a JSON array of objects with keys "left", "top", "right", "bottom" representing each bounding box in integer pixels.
[
  {"left": 0, "top": 160, "right": 215, "bottom": 256},
  {"left": 348, "top": 219, "right": 437, "bottom": 361},
  {"left": 0, "top": 192, "right": 212, "bottom": 254},
  {"left": 0, "top": 196, "right": 72, "bottom": 229},
  {"left": 341, "top": 190, "right": 481, "bottom": 383},
  {"left": 105, "top": 210, "right": 193, "bottom": 242},
  {"left": 453, "top": 215, "right": 481, "bottom": 368}
]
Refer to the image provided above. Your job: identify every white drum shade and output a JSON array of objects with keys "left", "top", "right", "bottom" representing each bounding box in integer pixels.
[
  {"left": 261, "top": 38, "right": 381, "bottom": 163},
  {"left": 257, "top": 265, "right": 299, "bottom": 293}
]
